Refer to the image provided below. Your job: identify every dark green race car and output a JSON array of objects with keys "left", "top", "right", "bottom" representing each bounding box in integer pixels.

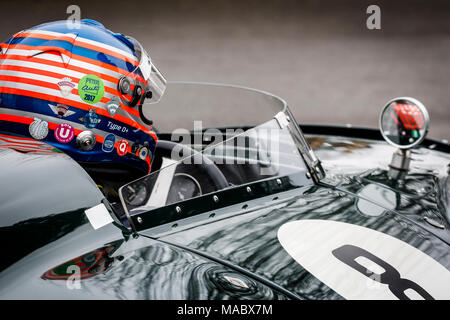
[{"left": 0, "top": 82, "right": 449, "bottom": 299}]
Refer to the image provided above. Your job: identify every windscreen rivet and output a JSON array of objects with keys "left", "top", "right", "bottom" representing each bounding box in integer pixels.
[
  {"left": 276, "top": 178, "right": 282, "bottom": 185},
  {"left": 246, "top": 186, "right": 252, "bottom": 193},
  {"left": 175, "top": 206, "right": 181, "bottom": 213},
  {"left": 306, "top": 172, "right": 311, "bottom": 179},
  {"left": 137, "top": 217, "right": 143, "bottom": 224},
  {"left": 213, "top": 195, "right": 219, "bottom": 203}
]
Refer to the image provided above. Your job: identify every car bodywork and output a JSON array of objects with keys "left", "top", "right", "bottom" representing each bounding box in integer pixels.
[{"left": 0, "top": 83, "right": 449, "bottom": 300}]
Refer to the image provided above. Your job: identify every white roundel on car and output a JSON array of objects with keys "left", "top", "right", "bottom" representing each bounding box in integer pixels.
[{"left": 277, "top": 220, "right": 450, "bottom": 300}]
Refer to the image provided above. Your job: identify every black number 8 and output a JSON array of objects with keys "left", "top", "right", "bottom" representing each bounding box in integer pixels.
[{"left": 332, "top": 244, "right": 434, "bottom": 300}]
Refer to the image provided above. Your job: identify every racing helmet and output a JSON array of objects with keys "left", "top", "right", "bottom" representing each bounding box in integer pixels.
[{"left": 0, "top": 19, "right": 166, "bottom": 175}]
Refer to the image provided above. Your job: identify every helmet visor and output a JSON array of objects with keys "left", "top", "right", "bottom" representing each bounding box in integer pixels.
[{"left": 128, "top": 36, "right": 166, "bottom": 105}]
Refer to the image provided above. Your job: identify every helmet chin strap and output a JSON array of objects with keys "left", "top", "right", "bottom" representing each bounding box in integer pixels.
[{"left": 138, "top": 103, "right": 153, "bottom": 126}]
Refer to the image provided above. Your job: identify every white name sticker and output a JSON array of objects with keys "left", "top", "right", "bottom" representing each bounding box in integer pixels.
[
  {"left": 84, "top": 203, "right": 113, "bottom": 230},
  {"left": 277, "top": 219, "right": 450, "bottom": 300}
]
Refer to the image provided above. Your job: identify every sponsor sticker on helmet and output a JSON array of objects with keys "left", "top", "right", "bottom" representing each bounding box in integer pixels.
[
  {"left": 80, "top": 109, "right": 101, "bottom": 128},
  {"left": 78, "top": 74, "right": 105, "bottom": 104},
  {"left": 102, "top": 133, "right": 115, "bottom": 153},
  {"left": 54, "top": 123, "right": 74, "bottom": 143},
  {"left": 117, "top": 139, "right": 129, "bottom": 156},
  {"left": 139, "top": 146, "right": 149, "bottom": 160},
  {"left": 48, "top": 104, "right": 76, "bottom": 118},
  {"left": 106, "top": 97, "right": 120, "bottom": 117},
  {"left": 57, "top": 77, "right": 76, "bottom": 97},
  {"left": 29, "top": 118, "right": 49, "bottom": 140},
  {"left": 106, "top": 121, "right": 129, "bottom": 133}
]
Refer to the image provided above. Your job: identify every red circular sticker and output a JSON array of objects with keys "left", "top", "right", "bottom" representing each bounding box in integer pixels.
[
  {"left": 117, "top": 139, "right": 129, "bottom": 156},
  {"left": 54, "top": 123, "right": 74, "bottom": 143}
]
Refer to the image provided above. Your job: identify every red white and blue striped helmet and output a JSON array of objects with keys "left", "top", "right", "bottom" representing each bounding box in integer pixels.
[{"left": 0, "top": 19, "right": 166, "bottom": 174}]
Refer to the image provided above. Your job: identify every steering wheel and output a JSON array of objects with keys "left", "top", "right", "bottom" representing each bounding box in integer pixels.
[{"left": 154, "top": 140, "right": 229, "bottom": 191}]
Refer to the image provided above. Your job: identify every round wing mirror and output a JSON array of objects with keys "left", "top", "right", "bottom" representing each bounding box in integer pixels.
[{"left": 379, "top": 97, "right": 429, "bottom": 149}]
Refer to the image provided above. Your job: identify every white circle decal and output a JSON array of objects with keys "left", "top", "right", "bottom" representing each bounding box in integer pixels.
[{"left": 277, "top": 220, "right": 450, "bottom": 300}]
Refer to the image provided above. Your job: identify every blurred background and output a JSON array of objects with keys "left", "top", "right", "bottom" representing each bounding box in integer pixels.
[{"left": 1, "top": 0, "right": 449, "bottom": 140}]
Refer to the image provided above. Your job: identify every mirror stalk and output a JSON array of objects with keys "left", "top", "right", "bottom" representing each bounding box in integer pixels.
[{"left": 388, "top": 148, "right": 411, "bottom": 180}]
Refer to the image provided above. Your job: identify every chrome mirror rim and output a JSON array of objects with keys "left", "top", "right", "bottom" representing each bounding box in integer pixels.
[{"left": 379, "top": 96, "right": 430, "bottom": 149}]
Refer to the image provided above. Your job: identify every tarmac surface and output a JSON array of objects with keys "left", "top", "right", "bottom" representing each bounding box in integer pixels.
[{"left": 1, "top": 0, "right": 449, "bottom": 140}]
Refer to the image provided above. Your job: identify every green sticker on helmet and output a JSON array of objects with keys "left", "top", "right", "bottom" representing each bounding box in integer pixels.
[{"left": 78, "top": 75, "right": 105, "bottom": 104}]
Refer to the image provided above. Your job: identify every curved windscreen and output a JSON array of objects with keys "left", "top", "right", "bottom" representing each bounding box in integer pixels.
[
  {"left": 119, "top": 82, "right": 318, "bottom": 232},
  {"left": 140, "top": 82, "right": 287, "bottom": 132}
]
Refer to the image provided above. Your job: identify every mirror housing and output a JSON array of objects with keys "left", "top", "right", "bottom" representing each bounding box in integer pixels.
[
  {"left": 379, "top": 97, "right": 430, "bottom": 180},
  {"left": 380, "top": 97, "right": 429, "bottom": 149}
]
